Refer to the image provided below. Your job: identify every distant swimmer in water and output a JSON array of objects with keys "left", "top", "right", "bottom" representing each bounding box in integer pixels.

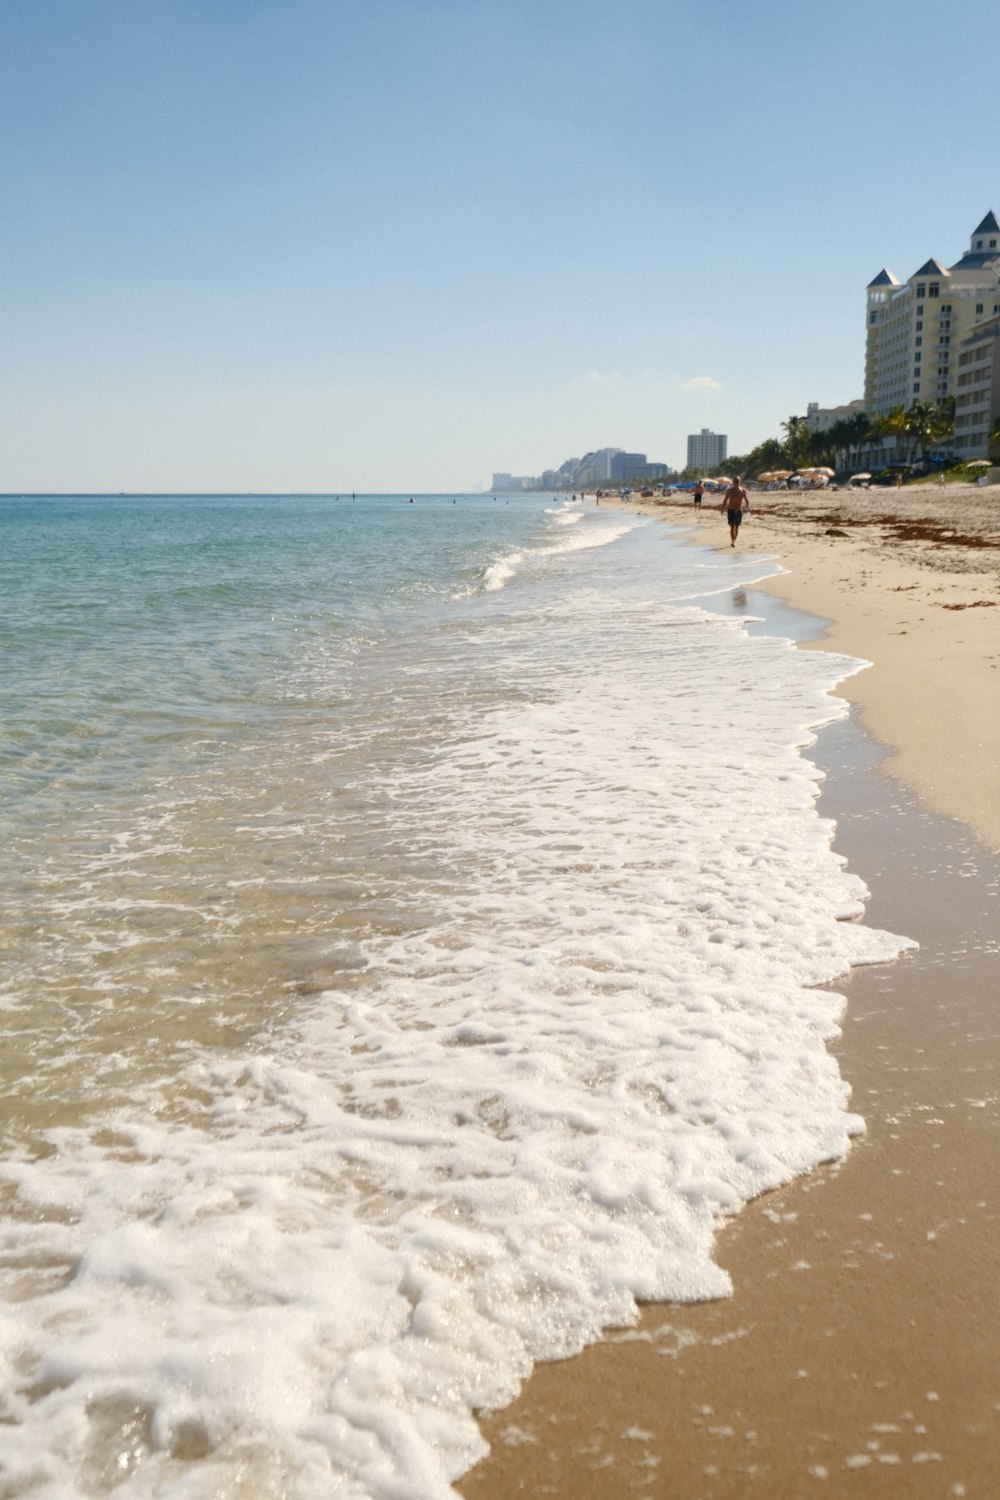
[{"left": 721, "top": 475, "right": 749, "bottom": 547}]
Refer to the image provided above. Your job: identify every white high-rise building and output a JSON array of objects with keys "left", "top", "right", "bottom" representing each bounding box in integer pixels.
[
  {"left": 686, "top": 428, "right": 727, "bottom": 469},
  {"left": 864, "top": 210, "right": 1000, "bottom": 415}
]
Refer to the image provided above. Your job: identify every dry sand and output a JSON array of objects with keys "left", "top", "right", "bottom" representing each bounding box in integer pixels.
[
  {"left": 733, "top": 482, "right": 999, "bottom": 852},
  {"left": 626, "top": 481, "right": 1000, "bottom": 852},
  {"left": 458, "top": 482, "right": 1000, "bottom": 1499}
]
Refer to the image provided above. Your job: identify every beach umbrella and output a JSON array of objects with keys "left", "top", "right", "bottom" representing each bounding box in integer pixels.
[
  {"left": 809, "top": 466, "right": 836, "bottom": 477},
  {"left": 850, "top": 472, "right": 871, "bottom": 481},
  {"left": 770, "top": 470, "right": 793, "bottom": 479},
  {"left": 965, "top": 458, "right": 991, "bottom": 467}
]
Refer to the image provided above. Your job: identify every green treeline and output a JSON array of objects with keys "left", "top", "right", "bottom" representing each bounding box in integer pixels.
[{"left": 679, "top": 398, "right": 966, "bottom": 482}]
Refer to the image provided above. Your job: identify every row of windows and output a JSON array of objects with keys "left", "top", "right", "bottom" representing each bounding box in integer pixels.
[
  {"left": 958, "top": 344, "right": 998, "bottom": 368},
  {"left": 957, "top": 384, "right": 993, "bottom": 396},
  {"left": 871, "top": 300, "right": 1000, "bottom": 327},
  {"left": 960, "top": 368, "right": 993, "bottom": 390},
  {"left": 955, "top": 413, "right": 992, "bottom": 432},
  {"left": 955, "top": 406, "right": 992, "bottom": 426}
]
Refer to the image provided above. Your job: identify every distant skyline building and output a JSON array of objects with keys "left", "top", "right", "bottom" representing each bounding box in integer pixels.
[
  {"left": 610, "top": 451, "right": 646, "bottom": 481},
  {"left": 626, "top": 463, "right": 674, "bottom": 482},
  {"left": 864, "top": 210, "right": 1000, "bottom": 417},
  {"left": 686, "top": 428, "right": 727, "bottom": 469},
  {"left": 490, "top": 471, "right": 535, "bottom": 491},
  {"left": 596, "top": 447, "right": 624, "bottom": 482},
  {"left": 490, "top": 446, "right": 675, "bottom": 492}
]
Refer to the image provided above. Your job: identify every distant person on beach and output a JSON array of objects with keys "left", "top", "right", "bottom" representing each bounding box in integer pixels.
[
  {"left": 721, "top": 476, "right": 749, "bottom": 547},
  {"left": 693, "top": 481, "right": 705, "bottom": 508}
]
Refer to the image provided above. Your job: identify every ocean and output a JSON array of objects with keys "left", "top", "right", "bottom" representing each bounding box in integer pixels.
[{"left": 0, "top": 493, "right": 910, "bottom": 1499}]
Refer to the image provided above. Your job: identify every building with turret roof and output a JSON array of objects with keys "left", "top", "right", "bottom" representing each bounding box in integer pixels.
[{"left": 864, "top": 211, "right": 1000, "bottom": 419}]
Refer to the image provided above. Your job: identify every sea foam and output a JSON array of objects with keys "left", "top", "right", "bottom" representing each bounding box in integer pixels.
[{"left": 0, "top": 508, "right": 913, "bottom": 1500}]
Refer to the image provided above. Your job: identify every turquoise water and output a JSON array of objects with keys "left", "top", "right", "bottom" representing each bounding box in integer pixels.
[
  {"left": 0, "top": 493, "right": 552, "bottom": 809},
  {"left": 0, "top": 494, "right": 908, "bottom": 1500}
]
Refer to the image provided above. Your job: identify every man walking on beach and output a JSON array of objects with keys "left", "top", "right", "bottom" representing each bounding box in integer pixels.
[
  {"left": 721, "top": 475, "right": 749, "bottom": 546},
  {"left": 693, "top": 480, "right": 705, "bottom": 509}
]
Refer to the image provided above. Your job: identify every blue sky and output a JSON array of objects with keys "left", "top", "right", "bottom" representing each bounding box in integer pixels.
[{"left": 3, "top": 0, "right": 999, "bottom": 491}]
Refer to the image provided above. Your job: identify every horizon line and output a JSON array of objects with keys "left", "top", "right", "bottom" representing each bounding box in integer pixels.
[{"left": 0, "top": 490, "right": 498, "bottom": 499}]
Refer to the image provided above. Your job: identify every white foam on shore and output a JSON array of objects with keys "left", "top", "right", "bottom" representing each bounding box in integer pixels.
[
  {"left": 481, "top": 548, "right": 525, "bottom": 591},
  {"left": 0, "top": 546, "right": 913, "bottom": 1499},
  {"left": 538, "top": 515, "right": 635, "bottom": 557},
  {"left": 477, "top": 508, "right": 637, "bottom": 593}
]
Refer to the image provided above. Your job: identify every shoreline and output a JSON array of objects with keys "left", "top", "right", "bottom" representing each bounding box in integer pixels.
[
  {"left": 459, "top": 492, "right": 1000, "bottom": 1497},
  {"left": 635, "top": 483, "right": 1000, "bottom": 853}
]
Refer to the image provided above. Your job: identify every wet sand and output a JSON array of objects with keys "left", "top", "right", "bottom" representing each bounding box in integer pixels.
[
  {"left": 667, "top": 482, "right": 1000, "bottom": 851},
  {"left": 458, "top": 485, "right": 1000, "bottom": 1498}
]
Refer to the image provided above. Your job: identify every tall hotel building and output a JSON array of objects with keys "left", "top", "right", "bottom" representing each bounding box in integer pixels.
[
  {"left": 686, "top": 428, "right": 727, "bottom": 468},
  {"left": 864, "top": 211, "right": 1000, "bottom": 418}
]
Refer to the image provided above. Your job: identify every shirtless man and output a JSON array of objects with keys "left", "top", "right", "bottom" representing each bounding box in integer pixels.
[{"left": 721, "top": 475, "right": 749, "bottom": 546}]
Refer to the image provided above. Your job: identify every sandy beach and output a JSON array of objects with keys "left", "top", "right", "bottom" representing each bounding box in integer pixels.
[
  {"left": 631, "top": 481, "right": 1000, "bottom": 853},
  {"left": 459, "top": 482, "right": 1000, "bottom": 1498},
  {"left": 726, "top": 482, "right": 999, "bottom": 852}
]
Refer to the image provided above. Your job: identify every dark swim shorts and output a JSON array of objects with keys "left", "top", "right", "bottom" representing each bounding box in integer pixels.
[{"left": 727, "top": 508, "right": 743, "bottom": 526}]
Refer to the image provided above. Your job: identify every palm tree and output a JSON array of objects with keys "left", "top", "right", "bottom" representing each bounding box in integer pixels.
[
  {"left": 905, "top": 402, "right": 939, "bottom": 463},
  {"left": 905, "top": 398, "right": 955, "bottom": 464},
  {"left": 845, "top": 412, "right": 870, "bottom": 468},
  {"left": 933, "top": 395, "right": 955, "bottom": 450},
  {"left": 781, "top": 414, "right": 811, "bottom": 467},
  {"left": 821, "top": 414, "right": 869, "bottom": 471},
  {"left": 863, "top": 412, "right": 891, "bottom": 467},
  {"left": 882, "top": 405, "right": 910, "bottom": 463},
  {"left": 807, "top": 425, "right": 830, "bottom": 466},
  {"left": 743, "top": 437, "right": 785, "bottom": 478}
]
